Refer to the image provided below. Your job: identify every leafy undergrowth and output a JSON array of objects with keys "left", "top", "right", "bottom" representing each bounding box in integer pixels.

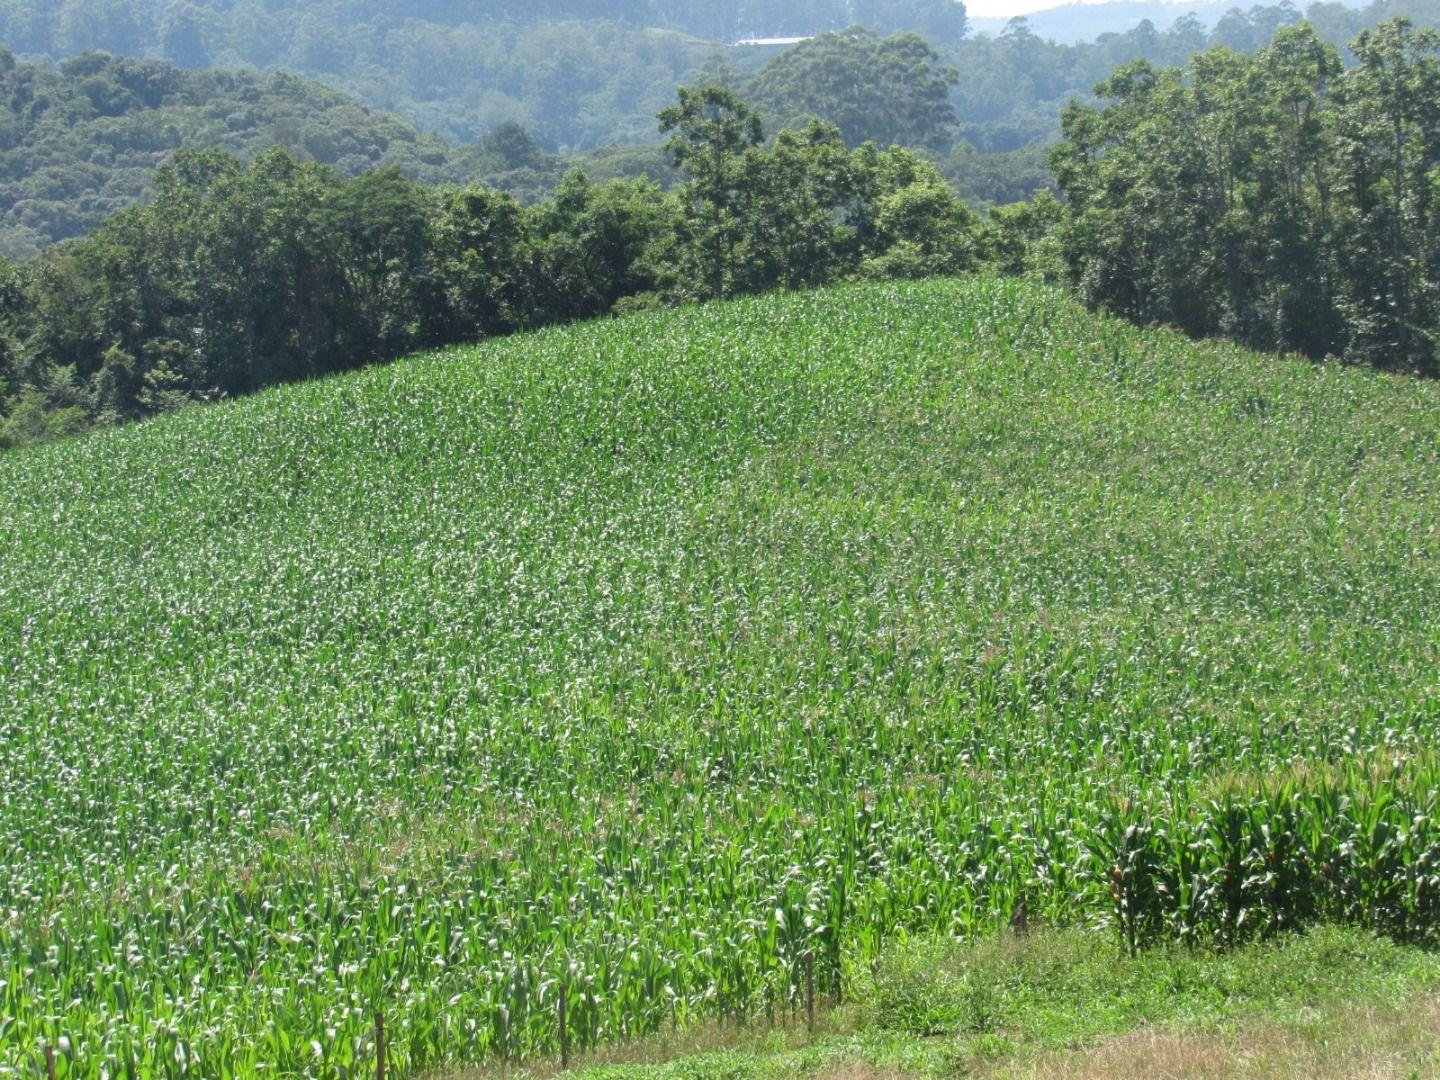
[{"left": 3, "top": 277, "right": 1440, "bottom": 1075}]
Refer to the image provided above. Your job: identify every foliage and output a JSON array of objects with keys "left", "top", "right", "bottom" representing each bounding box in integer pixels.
[
  {"left": 4, "top": 277, "right": 1440, "bottom": 1073},
  {"left": 0, "top": 382, "right": 84, "bottom": 447},
  {"left": 1050, "top": 18, "right": 1440, "bottom": 373},
  {"left": 0, "top": 0, "right": 968, "bottom": 160},
  {"left": 749, "top": 27, "right": 959, "bottom": 150},
  {"left": 0, "top": 50, "right": 582, "bottom": 260},
  {"left": 942, "top": 0, "right": 1440, "bottom": 155},
  {"left": 9, "top": 1, "right": 1440, "bottom": 261},
  {"left": 986, "top": 188, "right": 1065, "bottom": 278},
  {"left": 658, "top": 85, "right": 767, "bottom": 299}
]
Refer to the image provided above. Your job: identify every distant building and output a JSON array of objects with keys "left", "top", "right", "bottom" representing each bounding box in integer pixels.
[{"left": 734, "top": 36, "right": 813, "bottom": 46}]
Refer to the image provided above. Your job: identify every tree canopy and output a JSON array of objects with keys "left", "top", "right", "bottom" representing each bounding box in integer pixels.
[
  {"left": 750, "top": 27, "right": 959, "bottom": 149},
  {"left": 1050, "top": 18, "right": 1440, "bottom": 373}
]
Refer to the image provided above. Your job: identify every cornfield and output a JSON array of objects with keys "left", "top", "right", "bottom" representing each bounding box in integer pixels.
[{"left": 2, "top": 277, "right": 1438, "bottom": 1076}]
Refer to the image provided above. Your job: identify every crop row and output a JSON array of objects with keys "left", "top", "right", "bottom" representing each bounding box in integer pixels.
[{"left": 3, "top": 278, "right": 1440, "bottom": 1075}]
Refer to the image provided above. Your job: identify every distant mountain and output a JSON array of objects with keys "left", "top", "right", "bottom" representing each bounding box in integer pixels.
[
  {"left": 0, "top": 49, "right": 609, "bottom": 260},
  {"left": 0, "top": 1, "right": 968, "bottom": 153},
  {"left": 969, "top": 0, "right": 1362, "bottom": 42}
]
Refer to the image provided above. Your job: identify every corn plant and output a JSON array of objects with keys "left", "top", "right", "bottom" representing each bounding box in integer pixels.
[{"left": 2, "top": 277, "right": 1440, "bottom": 1074}]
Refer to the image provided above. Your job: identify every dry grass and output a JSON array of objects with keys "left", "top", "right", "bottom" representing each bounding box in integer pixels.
[
  {"left": 430, "top": 1003, "right": 867, "bottom": 1079},
  {"left": 1005, "top": 994, "right": 1440, "bottom": 1080},
  {"left": 808, "top": 1067, "right": 911, "bottom": 1080},
  {"left": 434, "top": 991, "right": 1440, "bottom": 1080}
]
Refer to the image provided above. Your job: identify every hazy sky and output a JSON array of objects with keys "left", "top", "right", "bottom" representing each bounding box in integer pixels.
[{"left": 965, "top": 0, "right": 1094, "bottom": 20}]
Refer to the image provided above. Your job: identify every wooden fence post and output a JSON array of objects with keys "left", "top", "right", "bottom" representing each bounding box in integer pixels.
[
  {"left": 559, "top": 983, "right": 569, "bottom": 1071},
  {"left": 805, "top": 951, "right": 815, "bottom": 1035},
  {"left": 375, "top": 1012, "right": 385, "bottom": 1080},
  {"left": 44, "top": 1043, "right": 56, "bottom": 1080}
]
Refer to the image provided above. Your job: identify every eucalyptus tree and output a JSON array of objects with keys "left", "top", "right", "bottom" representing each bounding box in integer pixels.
[
  {"left": 750, "top": 28, "right": 959, "bottom": 151},
  {"left": 1328, "top": 18, "right": 1440, "bottom": 373}
]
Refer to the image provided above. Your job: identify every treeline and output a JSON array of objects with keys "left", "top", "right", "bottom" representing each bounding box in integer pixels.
[
  {"left": 945, "top": 0, "right": 1440, "bottom": 153},
  {"left": 0, "top": 89, "right": 983, "bottom": 448},
  {"left": 5, "top": 0, "right": 1440, "bottom": 246},
  {"left": 0, "top": 0, "right": 965, "bottom": 150},
  {"left": 0, "top": 28, "right": 963, "bottom": 262},
  {"left": 4, "top": 0, "right": 1437, "bottom": 163},
  {"left": 0, "top": 48, "right": 681, "bottom": 260},
  {"left": 1050, "top": 18, "right": 1440, "bottom": 374}
]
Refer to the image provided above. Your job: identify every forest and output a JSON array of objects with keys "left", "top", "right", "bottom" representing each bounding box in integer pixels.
[
  {"left": 2, "top": 0, "right": 1436, "bottom": 155},
  {"left": 1052, "top": 19, "right": 1440, "bottom": 373},
  {"left": 0, "top": 0, "right": 962, "bottom": 149},
  {"left": 1, "top": 5, "right": 1438, "bottom": 447},
  {"left": 2, "top": 0, "right": 1440, "bottom": 256},
  {"left": 0, "top": 48, "right": 684, "bottom": 259}
]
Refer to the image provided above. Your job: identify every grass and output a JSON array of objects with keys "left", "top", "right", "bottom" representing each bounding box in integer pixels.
[
  {"left": 439, "top": 925, "right": 1440, "bottom": 1078},
  {"left": 2, "top": 276, "right": 1440, "bottom": 1075}
]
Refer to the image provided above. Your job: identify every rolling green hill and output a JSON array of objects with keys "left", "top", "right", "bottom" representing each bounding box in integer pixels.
[
  {"left": 3, "top": 277, "right": 1440, "bottom": 1076},
  {"left": 0, "top": 49, "right": 566, "bottom": 260}
]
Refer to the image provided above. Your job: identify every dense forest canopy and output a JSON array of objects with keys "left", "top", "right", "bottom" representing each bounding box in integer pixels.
[
  {"left": 5, "top": 3, "right": 1431, "bottom": 154},
  {"left": 0, "top": 50, "right": 469, "bottom": 260},
  {"left": 0, "top": 28, "right": 963, "bottom": 260},
  {"left": 0, "top": 1, "right": 967, "bottom": 148},
  {"left": 8, "top": 0, "right": 1440, "bottom": 261},
  {"left": 0, "top": 49, "right": 685, "bottom": 258},
  {"left": 943, "top": 0, "right": 1440, "bottom": 151},
  {"left": 750, "top": 28, "right": 960, "bottom": 149},
  {"left": 1, "top": 0, "right": 1434, "bottom": 169},
  {"left": 1051, "top": 18, "right": 1440, "bottom": 374}
]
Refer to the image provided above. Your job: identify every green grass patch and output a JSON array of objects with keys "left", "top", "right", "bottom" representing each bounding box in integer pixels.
[{"left": 462, "top": 926, "right": 1440, "bottom": 1078}]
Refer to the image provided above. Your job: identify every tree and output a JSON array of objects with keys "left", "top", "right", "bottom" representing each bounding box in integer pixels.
[
  {"left": 160, "top": 1, "right": 210, "bottom": 68},
  {"left": 325, "top": 167, "right": 442, "bottom": 361},
  {"left": 1050, "top": 17, "right": 1439, "bottom": 371},
  {"left": 730, "top": 121, "right": 858, "bottom": 291},
  {"left": 852, "top": 145, "right": 981, "bottom": 278},
  {"left": 0, "top": 257, "right": 24, "bottom": 407},
  {"left": 1328, "top": 18, "right": 1440, "bottom": 372},
  {"left": 528, "top": 170, "right": 675, "bottom": 320},
  {"left": 658, "top": 85, "right": 765, "bottom": 299},
  {"left": 750, "top": 28, "right": 959, "bottom": 150},
  {"left": 431, "top": 185, "right": 529, "bottom": 340},
  {"left": 1248, "top": 24, "right": 1345, "bottom": 355}
]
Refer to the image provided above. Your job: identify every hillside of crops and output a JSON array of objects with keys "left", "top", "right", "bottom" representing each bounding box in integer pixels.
[{"left": 3, "top": 276, "right": 1440, "bottom": 1076}]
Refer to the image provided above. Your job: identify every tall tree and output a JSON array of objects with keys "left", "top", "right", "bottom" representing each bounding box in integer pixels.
[
  {"left": 751, "top": 27, "right": 959, "bottom": 150},
  {"left": 658, "top": 85, "right": 765, "bottom": 299},
  {"left": 1328, "top": 18, "right": 1440, "bottom": 372}
]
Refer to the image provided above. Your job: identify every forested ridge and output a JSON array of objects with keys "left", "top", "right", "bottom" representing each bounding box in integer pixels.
[
  {"left": 4, "top": 0, "right": 1439, "bottom": 257},
  {"left": 0, "top": 0, "right": 964, "bottom": 150},
  {"left": 1, "top": 6, "right": 1438, "bottom": 448},
  {"left": 0, "top": 48, "right": 690, "bottom": 259},
  {"left": 0, "top": 28, "right": 964, "bottom": 260},
  {"left": 4, "top": 0, "right": 1437, "bottom": 159}
]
